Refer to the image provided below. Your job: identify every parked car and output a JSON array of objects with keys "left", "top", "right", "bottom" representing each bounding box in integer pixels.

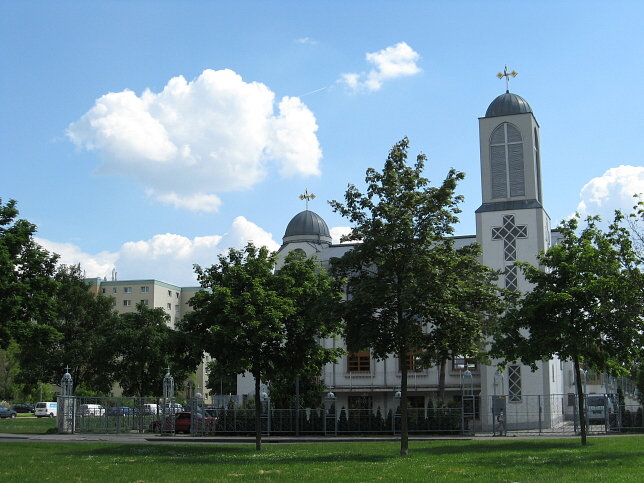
[
  {"left": 204, "top": 407, "right": 218, "bottom": 419},
  {"left": 142, "top": 403, "right": 158, "bottom": 415},
  {"left": 106, "top": 406, "right": 134, "bottom": 416},
  {"left": 79, "top": 404, "right": 105, "bottom": 416},
  {"left": 149, "top": 411, "right": 216, "bottom": 434},
  {"left": 12, "top": 403, "right": 35, "bottom": 413},
  {"left": 35, "top": 401, "right": 57, "bottom": 418},
  {"left": 0, "top": 406, "right": 17, "bottom": 418},
  {"left": 163, "top": 403, "right": 184, "bottom": 413}
]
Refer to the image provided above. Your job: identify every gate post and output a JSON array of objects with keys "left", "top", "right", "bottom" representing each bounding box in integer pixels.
[{"left": 58, "top": 366, "right": 74, "bottom": 434}]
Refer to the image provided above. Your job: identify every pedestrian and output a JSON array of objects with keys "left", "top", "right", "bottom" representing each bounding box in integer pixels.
[{"left": 497, "top": 409, "right": 506, "bottom": 436}]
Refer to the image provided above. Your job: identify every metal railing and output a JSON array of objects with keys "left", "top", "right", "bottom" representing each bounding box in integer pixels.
[{"left": 58, "top": 394, "right": 643, "bottom": 436}]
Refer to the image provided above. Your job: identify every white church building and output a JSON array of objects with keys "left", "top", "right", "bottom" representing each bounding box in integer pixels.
[
  {"left": 88, "top": 85, "right": 627, "bottom": 430},
  {"left": 236, "top": 87, "right": 595, "bottom": 431}
]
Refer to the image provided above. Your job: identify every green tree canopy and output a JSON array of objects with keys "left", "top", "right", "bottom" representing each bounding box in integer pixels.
[
  {"left": 490, "top": 215, "right": 644, "bottom": 445},
  {"left": 270, "top": 251, "right": 344, "bottom": 408},
  {"left": 112, "top": 303, "right": 201, "bottom": 397},
  {"left": 13, "top": 264, "right": 119, "bottom": 393},
  {"left": 182, "top": 244, "right": 293, "bottom": 450},
  {"left": 330, "top": 138, "right": 504, "bottom": 455},
  {"left": 181, "top": 243, "right": 343, "bottom": 450},
  {"left": 0, "top": 199, "right": 58, "bottom": 349}
]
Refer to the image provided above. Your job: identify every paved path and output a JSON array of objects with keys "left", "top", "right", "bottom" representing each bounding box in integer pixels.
[{"left": 2, "top": 431, "right": 626, "bottom": 444}]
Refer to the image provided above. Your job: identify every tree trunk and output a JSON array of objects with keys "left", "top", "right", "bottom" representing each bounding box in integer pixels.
[
  {"left": 400, "top": 350, "right": 409, "bottom": 457},
  {"left": 438, "top": 358, "right": 447, "bottom": 402},
  {"left": 573, "top": 356, "right": 587, "bottom": 445},
  {"left": 254, "top": 373, "right": 262, "bottom": 451}
]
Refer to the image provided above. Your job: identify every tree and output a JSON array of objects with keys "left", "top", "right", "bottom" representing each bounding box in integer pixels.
[
  {"left": 626, "top": 193, "right": 643, "bottom": 263},
  {"left": 13, "top": 264, "right": 119, "bottom": 393},
  {"left": 418, "top": 242, "right": 511, "bottom": 401},
  {"left": 270, "top": 251, "right": 344, "bottom": 409},
  {"left": 330, "top": 138, "right": 502, "bottom": 456},
  {"left": 0, "top": 199, "right": 58, "bottom": 349},
  {"left": 182, "top": 244, "right": 343, "bottom": 450},
  {"left": 182, "top": 244, "right": 294, "bottom": 451},
  {"left": 112, "top": 303, "right": 200, "bottom": 397},
  {"left": 490, "top": 215, "right": 643, "bottom": 445}
]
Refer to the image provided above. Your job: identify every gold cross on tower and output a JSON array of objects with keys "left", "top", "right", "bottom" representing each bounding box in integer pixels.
[
  {"left": 299, "top": 189, "right": 316, "bottom": 210},
  {"left": 497, "top": 65, "right": 518, "bottom": 93}
]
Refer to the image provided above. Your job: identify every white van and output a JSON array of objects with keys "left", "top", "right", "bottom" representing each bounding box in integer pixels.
[
  {"left": 35, "top": 401, "right": 57, "bottom": 418},
  {"left": 143, "top": 404, "right": 158, "bottom": 415},
  {"left": 79, "top": 404, "right": 105, "bottom": 416}
]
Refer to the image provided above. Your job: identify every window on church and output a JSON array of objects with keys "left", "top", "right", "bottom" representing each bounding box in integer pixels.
[
  {"left": 452, "top": 355, "right": 477, "bottom": 371},
  {"left": 508, "top": 365, "right": 522, "bottom": 402},
  {"left": 490, "top": 123, "right": 525, "bottom": 199},
  {"left": 399, "top": 350, "right": 423, "bottom": 372},
  {"left": 347, "top": 350, "right": 371, "bottom": 373}
]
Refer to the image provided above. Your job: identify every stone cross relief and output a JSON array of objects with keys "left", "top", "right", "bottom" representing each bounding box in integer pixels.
[{"left": 491, "top": 214, "right": 528, "bottom": 291}]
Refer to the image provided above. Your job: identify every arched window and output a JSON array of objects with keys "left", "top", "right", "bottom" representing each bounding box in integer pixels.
[{"left": 490, "top": 123, "right": 525, "bottom": 198}]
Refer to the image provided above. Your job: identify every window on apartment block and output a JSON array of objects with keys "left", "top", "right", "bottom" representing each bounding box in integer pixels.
[
  {"left": 400, "top": 350, "right": 423, "bottom": 372},
  {"left": 123, "top": 300, "right": 131, "bottom": 307},
  {"left": 141, "top": 286, "right": 149, "bottom": 293},
  {"left": 167, "top": 303, "right": 171, "bottom": 310},
  {"left": 101, "top": 288, "right": 106, "bottom": 294},
  {"left": 347, "top": 350, "right": 371, "bottom": 373},
  {"left": 112, "top": 287, "right": 117, "bottom": 293},
  {"left": 452, "top": 355, "right": 477, "bottom": 371},
  {"left": 140, "top": 300, "right": 149, "bottom": 306},
  {"left": 124, "top": 287, "right": 132, "bottom": 293},
  {"left": 508, "top": 364, "right": 522, "bottom": 402},
  {"left": 168, "top": 290, "right": 172, "bottom": 296}
]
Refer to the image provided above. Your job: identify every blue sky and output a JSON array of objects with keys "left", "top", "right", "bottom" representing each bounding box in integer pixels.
[{"left": 2, "top": 1, "right": 643, "bottom": 286}]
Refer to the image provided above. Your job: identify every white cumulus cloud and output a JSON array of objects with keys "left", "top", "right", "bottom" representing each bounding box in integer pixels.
[
  {"left": 576, "top": 165, "right": 644, "bottom": 220},
  {"left": 37, "top": 217, "right": 279, "bottom": 286},
  {"left": 34, "top": 238, "right": 118, "bottom": 277},
  {"left": 339, "top": 42, "right": 421, "bottom": 93},
  {"left": 67, "top": 69, "right": 322, "bottom": 212},
  {"left": 330, "top": 226, "right": 353, "bottom": 244}
]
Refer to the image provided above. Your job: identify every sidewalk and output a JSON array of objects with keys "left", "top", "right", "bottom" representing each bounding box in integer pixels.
[{"left": 3, "top": 431, "right": 619, "bottom": 444}]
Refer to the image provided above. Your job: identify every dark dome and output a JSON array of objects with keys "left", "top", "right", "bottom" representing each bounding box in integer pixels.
[
  {"left": 283, "top": 210, "right": 332, "bottom": 244},
  {"left": 485, "top": 92, "right": 532, "bottom": 117}
]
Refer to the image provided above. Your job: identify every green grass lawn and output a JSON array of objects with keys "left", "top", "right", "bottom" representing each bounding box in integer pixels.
[
  {"left": 0, "top": 437, "right": 641, "bottom": 482},
  {"left": 0, "top": 416, "right": 56, "bottom": 434}
]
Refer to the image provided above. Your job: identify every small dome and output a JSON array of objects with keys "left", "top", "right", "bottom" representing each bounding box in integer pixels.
[
  {"left": 486, "top": 91, "right": 532, "bottom": 117},
  {"left": 283, "top": 210, "right": 332, "bottom": 245}
]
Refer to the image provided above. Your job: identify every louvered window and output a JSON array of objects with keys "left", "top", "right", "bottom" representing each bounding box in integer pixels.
[{"left": 490, "top": 123, "right": 525, "bottom": 198}]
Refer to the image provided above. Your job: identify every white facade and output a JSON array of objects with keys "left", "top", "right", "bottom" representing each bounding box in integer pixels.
[{"left": 262, "top": 89, "right": 580, "bottom": 427}]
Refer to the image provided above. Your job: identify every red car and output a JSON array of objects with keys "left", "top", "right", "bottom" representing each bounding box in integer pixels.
[{"left": 149, "top": 411, "right": 216, "bottom": 434}]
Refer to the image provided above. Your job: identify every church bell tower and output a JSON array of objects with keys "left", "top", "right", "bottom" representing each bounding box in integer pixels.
[{"left": 475, "top": 70, "right": 551, "bottom": 292}]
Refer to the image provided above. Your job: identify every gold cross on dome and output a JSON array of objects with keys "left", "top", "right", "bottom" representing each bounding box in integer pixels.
[
  {"left": 497, "top": 65, "right": 518, "bottom": 92},
  {"left": 299, "top": 189, "right": 316, "bottom": 210}
]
